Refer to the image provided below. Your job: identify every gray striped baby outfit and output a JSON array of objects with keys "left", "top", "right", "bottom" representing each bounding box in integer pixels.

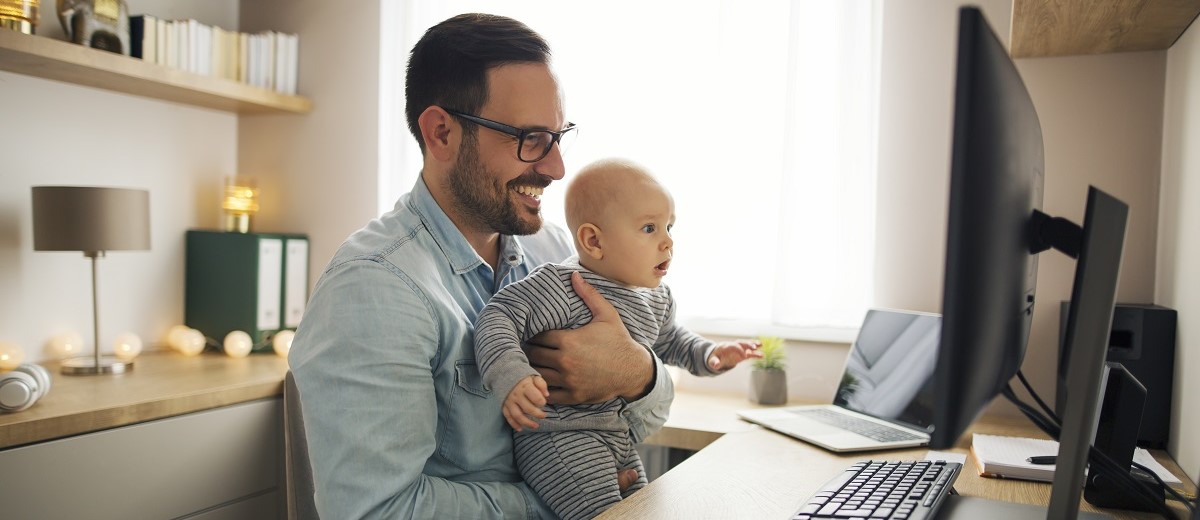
[{"left": 475, "top": 258, "right": 722, "bottom": 519}]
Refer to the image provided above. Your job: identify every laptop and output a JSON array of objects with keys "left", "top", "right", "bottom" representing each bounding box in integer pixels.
[{"left": 738, "top": 308, "right": 941, "bottom": 452}]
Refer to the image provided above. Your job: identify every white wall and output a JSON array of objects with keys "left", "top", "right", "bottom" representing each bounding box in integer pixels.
[
  {"left": 237, "top": 0, "right": 382, "bottom": 288},
  {"left": 1015, "top": 49, "right": 1166, "bottom": 415},
  {"left": 1159, "top": 16, "right": 1200, "bottom": 483},
  {"left": 0, "top": 0, "right": 239, "bottom": 363}
]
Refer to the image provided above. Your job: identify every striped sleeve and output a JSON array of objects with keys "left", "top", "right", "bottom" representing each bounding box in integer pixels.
[
  {"left": 651, "top": 288, "right": 721, "bottom": 377},
  {"left": 474, "top": 265, "right": 575, "bottom": 398}
]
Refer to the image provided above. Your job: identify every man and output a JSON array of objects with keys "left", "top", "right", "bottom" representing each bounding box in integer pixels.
[{"left": 289, "top": 13, "right": 674, "bottom": 519}]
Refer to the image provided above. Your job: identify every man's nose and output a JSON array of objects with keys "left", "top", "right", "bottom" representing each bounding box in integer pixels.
[{"left": 533, "top": 142, "right": 566, "bottom": 180}]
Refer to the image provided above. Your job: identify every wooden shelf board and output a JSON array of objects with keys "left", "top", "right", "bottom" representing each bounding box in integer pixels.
[
  {"left": 0, "top": 30, "right": 311, "bottom": 114},
  {"left": 1012, "top": 0, "right": 1200, "bottom": 58}
]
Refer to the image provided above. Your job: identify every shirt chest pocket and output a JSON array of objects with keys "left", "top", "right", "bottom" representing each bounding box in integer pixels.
[{"left": 438, "top": 360, "right": 510, "bottom": 471}]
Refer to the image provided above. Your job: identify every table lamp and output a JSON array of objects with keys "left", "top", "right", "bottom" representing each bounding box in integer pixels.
[{"left": 32, "top": 186, "right": 150, "bottom": 375}]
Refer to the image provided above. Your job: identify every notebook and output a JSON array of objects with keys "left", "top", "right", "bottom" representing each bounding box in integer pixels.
[
  {"left": 738, "top": 308, "right": 940, "bottom": 452},
  {"left": 970, "top": 433, "right": 1184, "bottom": 489}
]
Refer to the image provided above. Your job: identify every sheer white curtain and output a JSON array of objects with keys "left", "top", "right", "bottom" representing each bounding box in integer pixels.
[{"left": 380, "top": 1, "right": 880, "bottom": 337}]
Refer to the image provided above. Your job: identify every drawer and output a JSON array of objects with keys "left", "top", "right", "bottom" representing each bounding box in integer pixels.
[{"left": 0, "top": 398, "right": 282, "bottom": 520}]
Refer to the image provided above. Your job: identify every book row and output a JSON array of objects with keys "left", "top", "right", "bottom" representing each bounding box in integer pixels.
[{"left": 129, "top": 15, "right": 299, "bottom": 96}]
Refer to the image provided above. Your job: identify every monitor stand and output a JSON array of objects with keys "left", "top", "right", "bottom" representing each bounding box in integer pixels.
[{"left": 938, "top": 496, "right": 1110, "bottom": 519}]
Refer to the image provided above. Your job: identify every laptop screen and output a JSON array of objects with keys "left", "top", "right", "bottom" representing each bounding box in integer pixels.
[{"left": 833, "top": 309, "right": 940, "bottom": 433}]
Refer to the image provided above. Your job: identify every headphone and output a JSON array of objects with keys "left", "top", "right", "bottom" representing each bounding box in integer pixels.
[{"left": 0, "top": 364, "right": 51, "bottom": 413}]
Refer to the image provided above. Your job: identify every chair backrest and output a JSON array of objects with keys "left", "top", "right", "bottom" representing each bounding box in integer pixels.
[{"left": 284, "top": 371, "right": 319, "bottom": 520}]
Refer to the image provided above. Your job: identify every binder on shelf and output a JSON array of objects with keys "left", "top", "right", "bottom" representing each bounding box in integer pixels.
[{"left": 185, "top": 230, "right": 309, "bottom": 351}]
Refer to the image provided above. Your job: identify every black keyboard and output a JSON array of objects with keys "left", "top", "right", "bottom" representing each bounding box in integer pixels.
[
  {"left": 791, "top": 460, "right": 960, "bottom": 520},
  {"left": 792, "top": 408, "right": 925, "bottom": 443}
]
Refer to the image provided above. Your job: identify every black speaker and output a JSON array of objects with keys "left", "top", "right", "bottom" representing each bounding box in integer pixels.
[{"left": 1059, "top": 303, "right": 1176, "bottom": 448}]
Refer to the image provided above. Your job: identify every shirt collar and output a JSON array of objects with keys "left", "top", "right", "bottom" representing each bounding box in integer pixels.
[{"left": 408, "top": 175, "right": 526, "bottom": 274}]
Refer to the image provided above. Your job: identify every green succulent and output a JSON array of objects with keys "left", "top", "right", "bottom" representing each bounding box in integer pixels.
[{"left": 752, "top": 336, "right": 786, "bottom": 370}]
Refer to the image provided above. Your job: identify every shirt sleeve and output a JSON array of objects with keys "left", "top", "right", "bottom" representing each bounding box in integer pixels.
[
  {"left": 621, "top": 356, "right": 674, "bottom": 443},
  {"left": 475, "top": 266, "right": 572, "bottom": 398},
  {"left": 651, "top": 293, "right": 722, "bottom": 377},
  {"left": 289, "top": 260, "right": 548, "bottom": 519}
]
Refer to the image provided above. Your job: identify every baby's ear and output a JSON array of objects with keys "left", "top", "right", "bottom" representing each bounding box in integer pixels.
[{"left": 577, "top": 223, "right": 604, "bottom": 260}]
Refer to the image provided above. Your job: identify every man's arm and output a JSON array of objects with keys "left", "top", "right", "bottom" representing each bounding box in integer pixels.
[
  {"left": 289, "top": 261, "right": 547, "bottom": 519},
  {"left": 526, "top": 272, "right": 674, "bottom": 442}
]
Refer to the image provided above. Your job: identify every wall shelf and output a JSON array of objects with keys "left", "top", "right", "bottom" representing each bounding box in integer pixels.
[
  {"left": 0, "top": 30, "right": 312, "bottom": 114},
  {"left": 1012, "top": 0, "right": 1200, "bottom": 58}
]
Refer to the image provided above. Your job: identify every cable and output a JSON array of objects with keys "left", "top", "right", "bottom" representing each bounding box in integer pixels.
[
  {"left": 1001, "top": 386, "right": 1059, "bottom": 437},
  {"left": 1002, "top": 382, "right": 1181, "bottom": 518},
  {"left": 1132, "top": 460, "right": 1195, "bottom": 513},
  {"left": 1017, "top": 370, "right": 1060, "bottom": 425}
]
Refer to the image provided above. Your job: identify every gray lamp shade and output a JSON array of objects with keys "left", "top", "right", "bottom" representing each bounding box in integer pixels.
[{"left": 31, "top": 186, "right": 151, "bottom": 252}]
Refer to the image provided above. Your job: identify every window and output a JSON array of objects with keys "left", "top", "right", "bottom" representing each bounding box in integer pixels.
[{"left": 381, "top": 1, "right": 880, "bottom": 339}]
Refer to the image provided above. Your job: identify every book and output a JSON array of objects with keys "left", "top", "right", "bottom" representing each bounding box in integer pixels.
[
  {"left": 971, "top": 433, "right": 1184, "bottom": 489},
  {"left": 129, "top": 15, "right": 157, "bottom": 61}
]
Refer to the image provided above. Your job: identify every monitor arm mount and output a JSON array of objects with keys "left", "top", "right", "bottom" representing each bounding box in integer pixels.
[{"left": 1028, "top": 209, "right": 1081, "bottom": 258}]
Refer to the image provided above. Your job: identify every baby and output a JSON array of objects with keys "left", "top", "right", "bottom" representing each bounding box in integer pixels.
[{"left": 474, "top": 158, "right": 761, "bottom": 520}]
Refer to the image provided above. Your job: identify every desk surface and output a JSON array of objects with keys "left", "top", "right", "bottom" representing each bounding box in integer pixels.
[
  {"left": 606, "top": 392, "right": 1197, "bottom": 519},
  {"left": 0, "top": 351, "right": 289, "bottom": 449}
]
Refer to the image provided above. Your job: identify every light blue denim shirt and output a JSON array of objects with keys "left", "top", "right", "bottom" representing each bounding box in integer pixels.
[{"left": 289, "top": 177, "right": 673, "bottom": 519}]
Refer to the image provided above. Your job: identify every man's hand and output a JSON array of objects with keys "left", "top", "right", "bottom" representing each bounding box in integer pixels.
[
  {"left": 527, "top": 272, "right": 653, "bottom": 404},
  {"left": 502, "top": 375, "right": 548, "bottom": 432}
]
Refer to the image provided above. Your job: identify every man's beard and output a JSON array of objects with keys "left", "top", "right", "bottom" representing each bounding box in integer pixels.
[{"left": 447, "top": 137, "right": 544, "bottom": 236}]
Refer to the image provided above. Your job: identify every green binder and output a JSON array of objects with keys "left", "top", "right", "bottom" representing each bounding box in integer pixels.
[{"left": 185, "top": 230, "right": 309, "bottom": 352}]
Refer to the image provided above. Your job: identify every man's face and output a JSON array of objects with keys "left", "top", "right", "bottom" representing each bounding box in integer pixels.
[{"left": 447, "top": 62, "right": 567, "bottom": 236}]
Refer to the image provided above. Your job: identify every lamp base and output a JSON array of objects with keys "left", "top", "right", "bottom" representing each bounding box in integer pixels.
[{"left": 61, "top": 356, "right": 133, "bottom": 375}]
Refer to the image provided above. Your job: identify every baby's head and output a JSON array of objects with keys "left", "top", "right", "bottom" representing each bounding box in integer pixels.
[{"left": 565, "top": 158, "right": 675, "bottom": 288}]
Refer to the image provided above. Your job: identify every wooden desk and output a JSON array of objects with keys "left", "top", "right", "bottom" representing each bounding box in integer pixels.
[
  {"left": 614, "top": 391, "right": 1196, "bottom": 519},
  {"left": 0, "top": 350, "right": 289, "bottom": 449}
]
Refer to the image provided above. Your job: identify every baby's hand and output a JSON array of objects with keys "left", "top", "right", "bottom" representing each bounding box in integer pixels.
[
  {"left": 707, "top": 339, "right": 764, "bottom": 371},
  {"left": 503, "top": 375, "right": 549, "bottom": 432}
]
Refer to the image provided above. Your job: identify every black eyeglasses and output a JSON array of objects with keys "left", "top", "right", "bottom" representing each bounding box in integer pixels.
[{"left": 441, "top": 107, "right": 577, "bottom": 163}]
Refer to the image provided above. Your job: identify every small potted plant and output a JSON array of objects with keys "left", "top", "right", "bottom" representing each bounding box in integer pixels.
[{"left": 750, "top": 336, "right": 787, "bottom": 405}]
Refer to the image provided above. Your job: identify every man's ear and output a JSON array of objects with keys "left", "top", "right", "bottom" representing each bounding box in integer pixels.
[
  {"left": 418, "top": 106, "right": 457, "bottom": 162},
  {"left": 577, "top": 224, "right": 604, "bottom": 260}
]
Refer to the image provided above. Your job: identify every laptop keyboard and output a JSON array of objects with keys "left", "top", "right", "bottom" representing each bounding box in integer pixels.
[
  {"left": 791, "top": 408, "right": 925, "bottom": 443},
  {"left": 792, "top": 460, "right": 961, "bottom": 520}
]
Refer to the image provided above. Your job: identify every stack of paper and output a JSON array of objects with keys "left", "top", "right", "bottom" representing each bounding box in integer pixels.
[{"left": 970, "top": 434, "right": 1184, "bottom": 489}]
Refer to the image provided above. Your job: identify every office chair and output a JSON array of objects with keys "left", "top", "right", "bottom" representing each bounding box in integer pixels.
[{"left": 284, "top": 371, "right": 319, "bottom": 520}]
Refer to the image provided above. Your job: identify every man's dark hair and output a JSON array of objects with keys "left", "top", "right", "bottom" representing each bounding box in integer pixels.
[{"left": 405, "top": 13, "right": 552, "bottom": 154}]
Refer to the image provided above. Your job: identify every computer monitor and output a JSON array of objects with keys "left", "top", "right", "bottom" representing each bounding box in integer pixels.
[{"left": 930, "top": 7, "right": 1129, "bottom": 519}]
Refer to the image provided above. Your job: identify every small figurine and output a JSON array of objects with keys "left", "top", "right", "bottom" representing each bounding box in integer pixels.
[{"left": 57, "top": 0, "right": 128, "bottom": 55}]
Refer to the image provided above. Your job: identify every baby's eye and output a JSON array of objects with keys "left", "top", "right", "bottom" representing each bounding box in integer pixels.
[
  {"left": 666, "top": 224, "right": 674, "bottom": 234},
  {"left": 642, "top": 224, "right": 656, "bottom": 234}
]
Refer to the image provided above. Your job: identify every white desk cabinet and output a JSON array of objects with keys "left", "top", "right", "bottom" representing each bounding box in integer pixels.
[{"left": 0, "top": 398, "right": 283, "bottom": 520}]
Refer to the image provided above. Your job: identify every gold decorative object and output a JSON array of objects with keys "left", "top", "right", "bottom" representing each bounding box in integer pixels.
[
  {"left": 0, "top": 0, "right": 38, "bottom": 34},
  {"left": 222, "top": 176, "right": 260, "bottom": 233}
]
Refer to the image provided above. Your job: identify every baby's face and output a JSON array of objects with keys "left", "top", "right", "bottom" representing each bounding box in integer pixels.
[{"left": 595, "top": 184, "right": 675, "bottom": 288}]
